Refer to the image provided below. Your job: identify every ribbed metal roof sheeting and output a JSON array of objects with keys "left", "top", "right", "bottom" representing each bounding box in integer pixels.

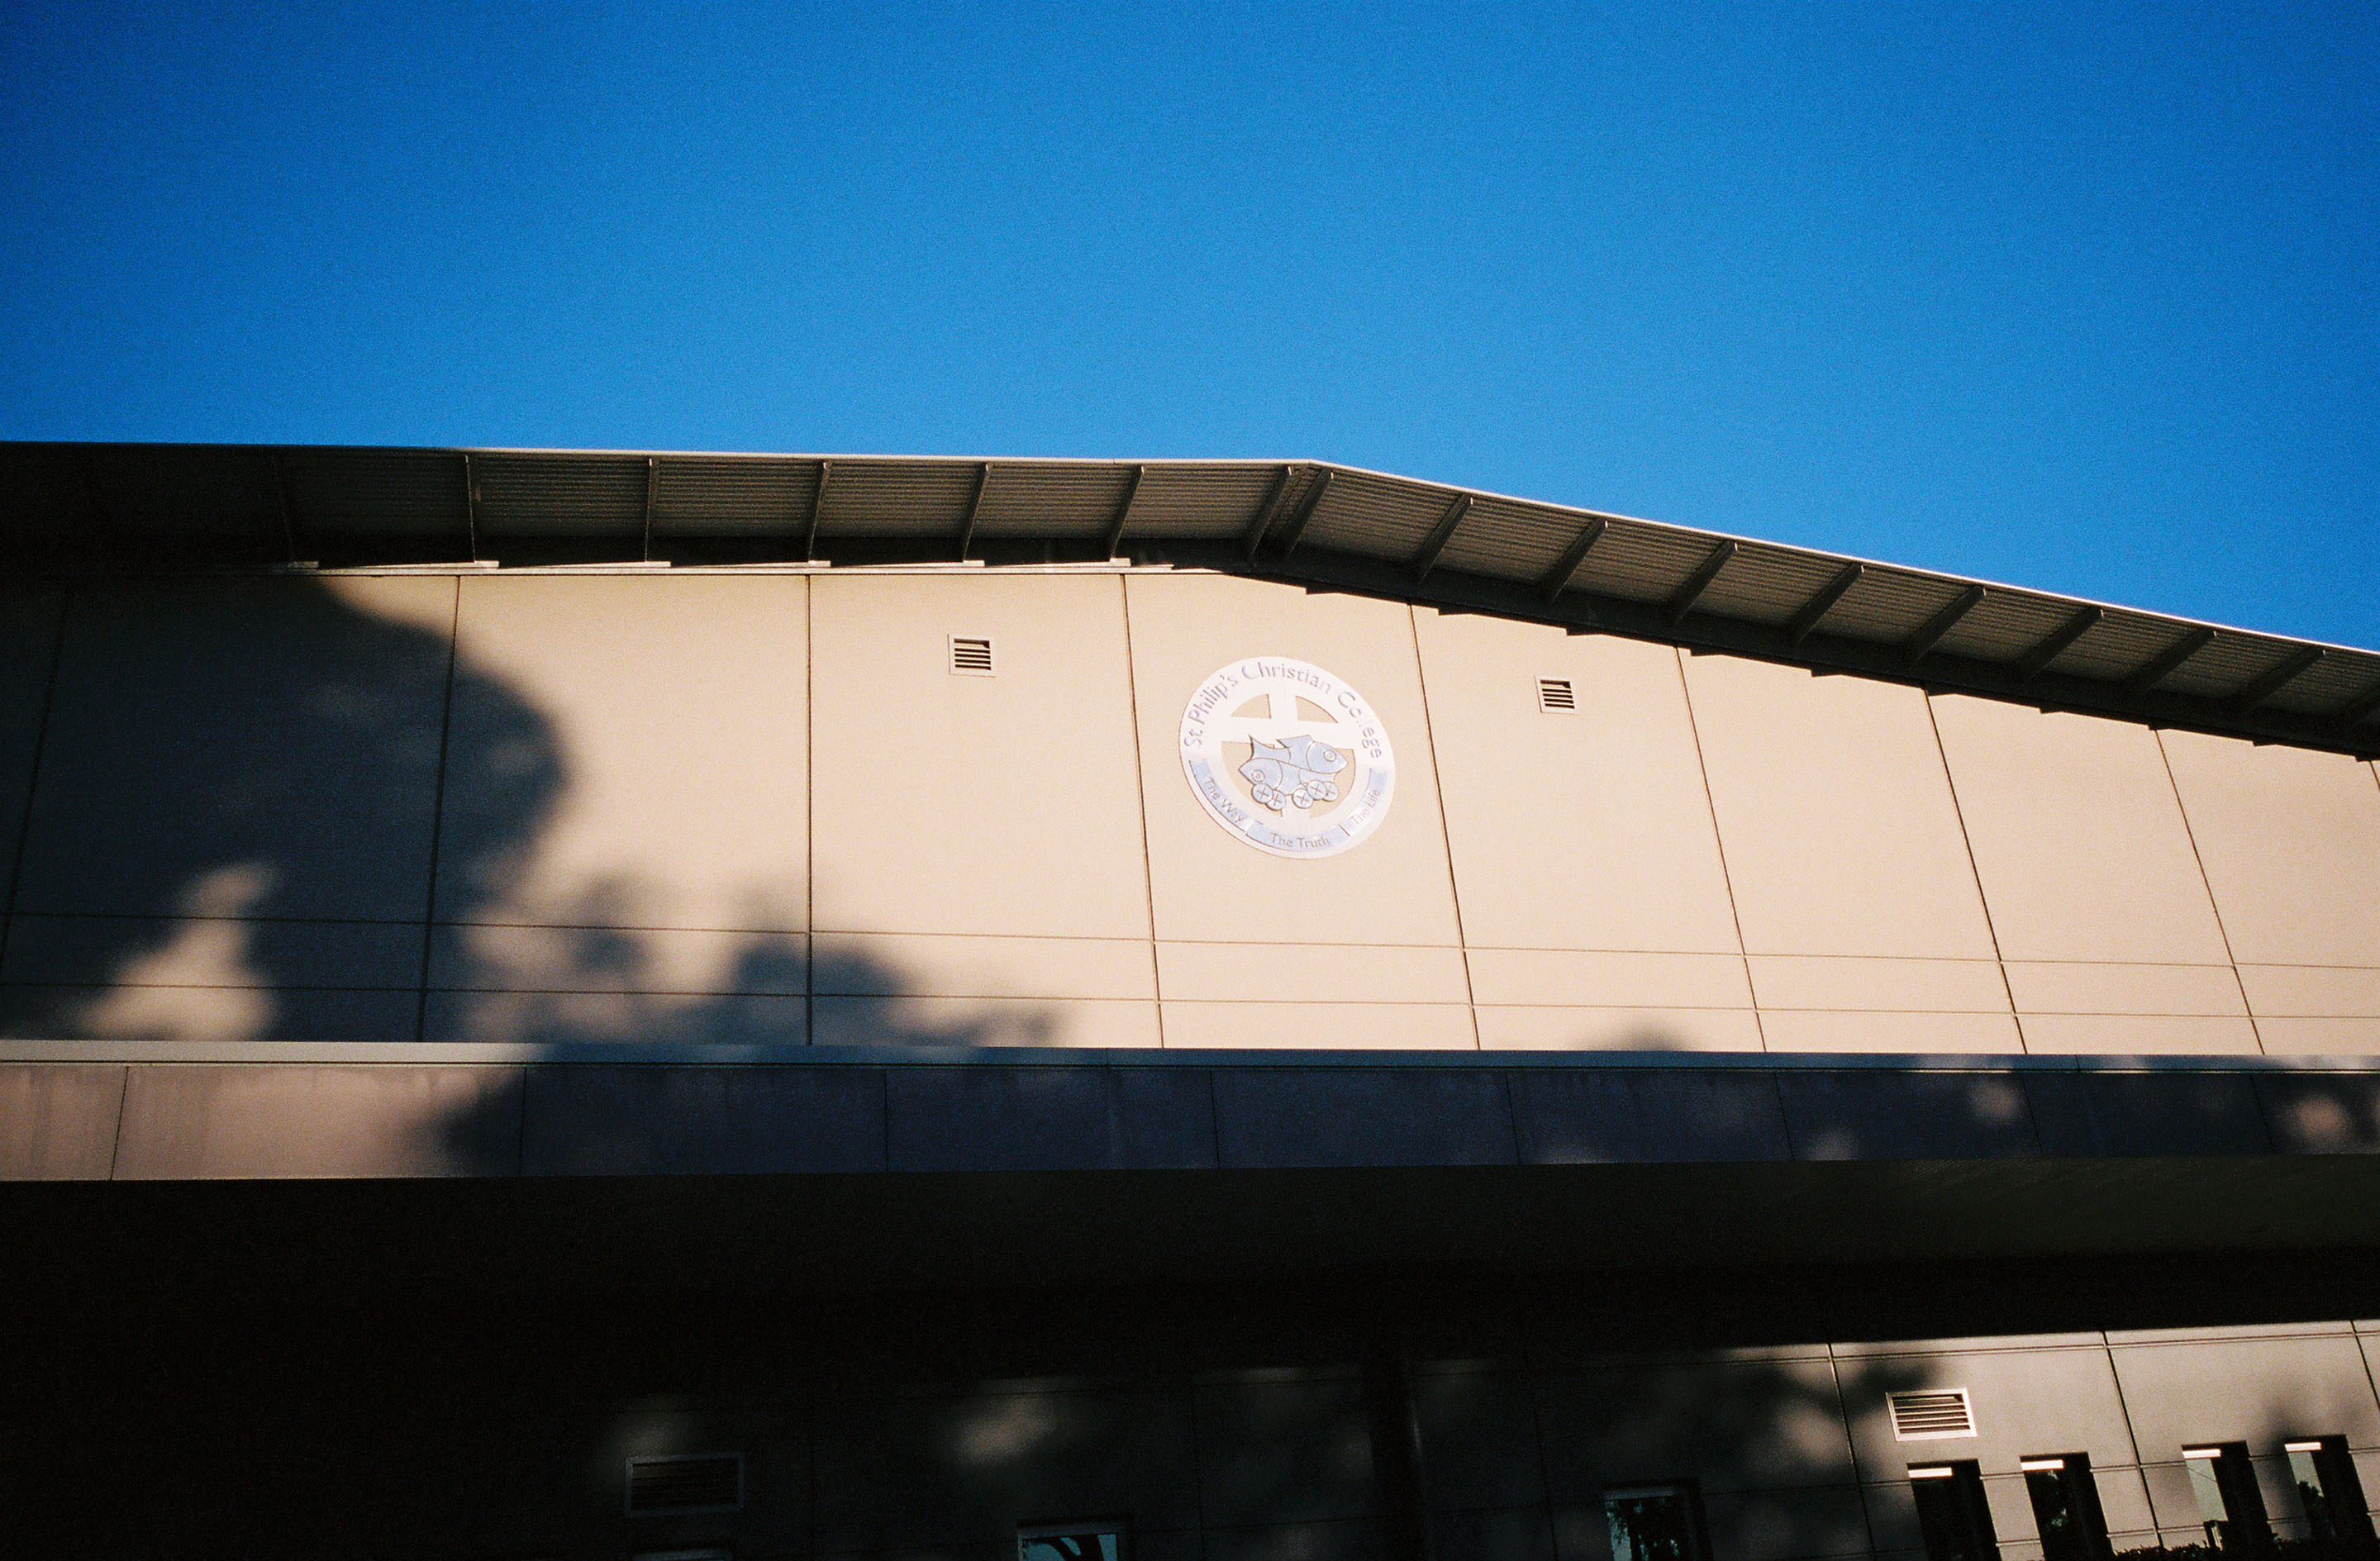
[
  {"left": 653, "top": 456, "right": 816, "bottom": 535},
  {"left": 1, "top": 442, "right": 2373, "bottom": 756},
  {"left": 973, "top": 461, "right": 1134, "bottom": 540}
]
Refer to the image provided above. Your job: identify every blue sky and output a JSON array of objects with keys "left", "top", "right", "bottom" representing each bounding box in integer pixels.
[{"left": 3, "top": 2, "right": 2373, "bottom": 645}]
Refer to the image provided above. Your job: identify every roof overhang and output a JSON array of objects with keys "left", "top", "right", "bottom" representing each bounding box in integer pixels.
[{"left": 3, "top": 443, "right": 2374, "bottom": 758}]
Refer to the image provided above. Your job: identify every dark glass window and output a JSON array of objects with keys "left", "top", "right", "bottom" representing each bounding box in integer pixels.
[
  {"left": 2022, "top": 1454, "right": 2113, "bottom": 1561},
  {"left": 2186, "top": 1443, "right": 2274, "bottom": 1553},
  {"left": 1911, "top": 1461, "right": 2000, "bottom": 1561},
  {"left": 2287, "top": 1437, "right": 2376, "bottom": 1556},
  {"left": 1604, "top": 1481, "right": 1712, "bottom": 1561},
  {"left": 1018, "top": 1524, "right": 1126, "bottom": 1561}
]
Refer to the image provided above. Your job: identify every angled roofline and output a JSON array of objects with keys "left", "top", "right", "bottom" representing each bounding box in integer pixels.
[{"left": 3, "top": 441, "right": 2374, "bottom": 758}]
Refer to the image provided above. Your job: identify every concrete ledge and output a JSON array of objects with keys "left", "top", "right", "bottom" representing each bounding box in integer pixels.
[{"left": 7, "top": 1049, "right": 2380, "bottom": 1185}]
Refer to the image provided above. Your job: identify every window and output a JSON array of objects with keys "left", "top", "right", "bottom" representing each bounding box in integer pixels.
[
  {"left": 1017, "top": 1522, "right": 1126, "bottom": 1561},
  {"left": 2184, "top": 1443, "right": 2273, "bottom": 1553},
  {"left": 2021, "top": 1454, "right": 2113, "bottom": 1561},
  {"left": 1911, "top": 1461, "right": 1999, "bottom": 1561},
  {"left": 1604, "top": 1481, "right": 1711, "bottom": 1561},
  {"left": 2286, "top": 1437, "right": 2376, "bottom": 1554}
]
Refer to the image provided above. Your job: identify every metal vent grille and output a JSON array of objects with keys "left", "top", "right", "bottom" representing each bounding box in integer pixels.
[
  {"left": 950, "top": 635, "right": 996, "bottom": 675},
  {"left": 1890, "top": 1389, "right": 1977, "bottom": 1441},
  {"left": 1537, "top": 678, "right": 1577, "bottom": 711},
  {"left": 625, "top": 1453, "right": 744, "bottom": 1516}
]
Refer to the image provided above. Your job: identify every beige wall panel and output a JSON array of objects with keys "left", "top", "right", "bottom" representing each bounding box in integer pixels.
[
  {"left": 113, "top": 1064, "right": 520, "bottom": 1178},
  {"left": 2112, "top": 1335, "right": 2380, "bottom": 1456},
  {"left": 0, "top": 981, "right": 419, "bottom": 1045},
  {"left": 440, "top": 575, "right": 808, "bottom": 938},
  {"left": 1681, "top": 654, "right": 1995, "bottom": 959},
  {"left": 2237, "top": 965, "right": 2380, "bottom": 1018},
  {"left": 14, "top": 576, "right": 455, "bottom": 923},
  {"left": 2254, "top": 1017, "right": 2380, "bottom": 1056},
  {"left": 4, "top": 913, "right": 421, "bottom": 990},
  {"left": 422, "top": 987, "right": 804, "bottom": 1046},
  {"left": 2106, "top": 1321, "right": 2354, "bottom": 1344},
  {"left": 1759, "top": 1010, "right": 2023, "bottom": 1054},
  {"left": 1468, "top": 948, "right": 1751, "bottom": 1009},
  {"left": 1831, "top": 1331, "right": 2107, "bottom": 1356},
  {"left": 816, "top": 932, "right": 1154, "bottom": 1001},
  {"left": 0, "top": 1064, "right": 125, "bottom": 1179},
  {"left": 1159, "top": 1001, "right": 1474, "bottom": 1050},
  {"left": 1473, "top": 1005, "right": 1764, "bottom": 1051},
  {"left": 2002, "top": 962, "right": 2249, "bottom": 1017},
  {"left": 2160, "top": 731, "right": 2380, "bottom": 967},
  {"left": 431, "top": 925, "right": 807, "bottom": 994},
  {"left": 1125, "top": 574, "right": 1459, "bottom": 948},
  {"left": 1931, "top": 697, "right": 2230, "bottom": 965},
  {"left": 1748, "top": 956, "right": 2010, "bottom": 1014},
  {"left": 0, "top": 588, "right": 63, "bottom": 893},
  {"left": 1158, "top": 940, "right": 1468, "bottom": 1004},
  {"left": 2015, "top": 1014, "right": 2261, "bottom": 1055},
  {"left": 1840, "top": 1346, "right": 2137, "bottom": 1481},
  {"left": 814, "top": 574, "right": 1149, "bottom": 940},
  {"left": 814, "top": 994, "right": 1159, "bottom": 1049},
  {"left": 1411, "top": 614, "right": 1739, "bottom": 954}
]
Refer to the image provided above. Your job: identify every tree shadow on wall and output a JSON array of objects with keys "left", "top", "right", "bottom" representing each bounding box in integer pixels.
[{"left": 0, "top": 574, "right": 1036, "bottom": 1054}]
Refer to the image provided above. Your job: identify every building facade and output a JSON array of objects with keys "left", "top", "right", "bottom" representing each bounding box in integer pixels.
[{"left": 2, "top": 444, "right": 2378, "bottom": 1560}]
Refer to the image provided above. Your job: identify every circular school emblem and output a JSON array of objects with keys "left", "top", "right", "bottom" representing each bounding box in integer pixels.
[{"left": 1178, "top": 658, "right": 1396, "bottom": 858}]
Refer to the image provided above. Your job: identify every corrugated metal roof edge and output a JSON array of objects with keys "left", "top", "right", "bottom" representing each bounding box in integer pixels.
[{"left": 5, "top": 442, "right": 2375, "bottom": 759}]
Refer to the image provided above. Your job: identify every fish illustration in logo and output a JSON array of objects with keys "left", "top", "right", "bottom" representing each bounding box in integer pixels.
[{"left": 1240, "top": 734, "right": 1346, "bottom": 811}]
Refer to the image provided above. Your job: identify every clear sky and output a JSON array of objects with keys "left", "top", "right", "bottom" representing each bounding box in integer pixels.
[{"left": 3, "top": 3, "right": 2373, "bottom": 646}]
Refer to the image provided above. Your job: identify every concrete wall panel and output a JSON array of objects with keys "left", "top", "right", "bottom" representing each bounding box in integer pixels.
[
  {"left": 815, "top": 573, "right": 1148, "bottom": 940},
  {"left": 1535, "top": 1358, "right": 1859, "bottom": 1498},
  {"left": 2002, "top": 962, "right": 2248, "bottom": 1018},
  {"left": 430, "top": 924, "right": 807, "bottom": 995},
  {"left": 422, "top": 987, "right": 807, "bottom": 1046},
  {"left": 2111, "top": 1335, "right": 2380, "bottom": 1459},
  {"left": 815, "top": 994, "right": 1154, "bottom": 1049},
  {"left": 0, "top": 1063, "right": 123, "bottom": 1178},
  {"left": 1932, "top": 697, "right": 2230, "bottom": 966},
  {"left": 1470, "top": 949, "right": 1752, "bottom": 1010},
  {"left": 1758, "top": 1011, "right": 2023, "bottom": 1055},
  {"left": 1125, "top": 573, "right": 1460, "bottom": 949},
  {"left": 1193, "top": 1375, "right": 1376, "bottom": 1526},
  {"left": 1160, "top": 940, "right": 1469, "bottom": 1004},
  {"left": 2014, "top": 1014, "right": 2261, "bottom": 1055},
  {"left": 0, "top": 588, "right": 62, "bottom": 902},
  {"left": 440, "top": 573, "right": 808, "bottom": 936},
  {"left": 112, "top": 1063, "right": 520, "bottom": 1178},
  {"left": 1473, "top": 1005, "right": 1766, "bottom": 1052},
  {"left": 1681, "top": 654, "right": 1996, "bottom": 960},
  {"left": 2237, "top": 965, "right": 2380, "bottom": 1019},
  {"left": 1838, "top": 1346, "right": 2138, "bottom": 1480},
  {"left": 13, "top": 576, "right": 454, "bottom": 922},
  {"left": 817, "top": 931, "right": 1154, "bottom": 1000},
  {"left": 1412, "top": 614, "right": 1740, "bottom": 955},
  {"left": 1161, "top": 1001, "right": 1476, "bottom": 1050},
  {"left": 1747, "top": 957, "right": 2010, "bottom": 1016},
  {"left": 2160, "top": 731, "right": 2380, "bottom": 968}
]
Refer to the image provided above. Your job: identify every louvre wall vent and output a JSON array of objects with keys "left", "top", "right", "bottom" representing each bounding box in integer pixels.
[
  {"left": 1537, "top": 678, "right": 1577, "bottom": 711},
  {"left": 1890, "top": 1389, "right": 1978, "bottom": 1441},
  {"left": 625, "top": 1453, "right": 744, "bottom": 1516},
  {"left": 950, "top": 635, "right": 996, "bottom": 675}
]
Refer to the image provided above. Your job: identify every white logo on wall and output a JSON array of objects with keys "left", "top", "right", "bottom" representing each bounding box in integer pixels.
[{"left": 1179, "top": 658, "right": 1395, "bottom": 858}]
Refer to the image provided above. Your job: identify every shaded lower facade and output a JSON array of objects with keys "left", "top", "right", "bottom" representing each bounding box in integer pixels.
[{"left": 8, "top": 1163, "right": 2380, "bottom": 1560}]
